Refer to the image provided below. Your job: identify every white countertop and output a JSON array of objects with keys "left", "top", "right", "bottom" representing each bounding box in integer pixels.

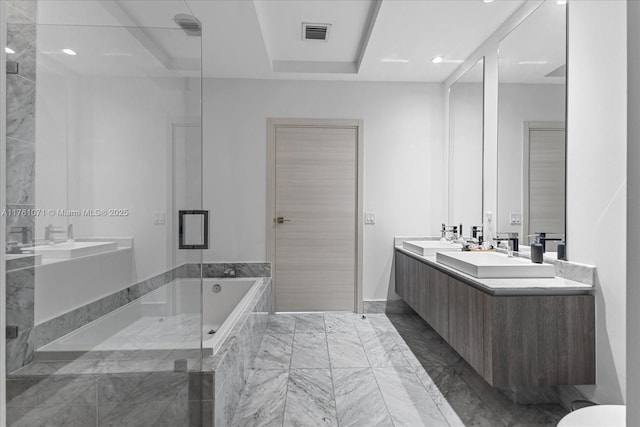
[{"left": 395, "top": 245, "right": 594, "bottom": 296}]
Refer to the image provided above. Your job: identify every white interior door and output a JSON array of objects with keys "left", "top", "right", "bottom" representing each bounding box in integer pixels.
[{"left": 272, "top": 125, "right": 358, "bottom": 312}]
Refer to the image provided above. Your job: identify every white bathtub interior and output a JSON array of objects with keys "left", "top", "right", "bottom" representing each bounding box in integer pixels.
[{"left": 37, "top": 278, "right": 260, "bottom": 355}]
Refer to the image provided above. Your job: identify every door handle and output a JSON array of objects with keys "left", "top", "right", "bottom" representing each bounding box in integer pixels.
[
  {"left": 276, "top": 217, "right": 291, "bottom": 224},
  {"left": 178, "top": 210, "right": 209, "bottom": 249}
]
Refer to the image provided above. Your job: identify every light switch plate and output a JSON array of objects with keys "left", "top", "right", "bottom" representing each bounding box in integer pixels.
[
  {"left": 153, "top": 211, "right": 166, "bottom": 225},
  {"left": 510, "top": 213, "right": 522, "bottom": 225},
  {"left": 364, "top": 212, "right": 376, "bottom": 224}
]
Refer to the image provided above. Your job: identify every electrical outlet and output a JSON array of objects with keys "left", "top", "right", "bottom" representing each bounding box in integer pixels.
[
  {"left": 153, "top": 211, "right": 166, "bottom": 225},
  {"left": 510, "top": 213, "right": 522, "bottom": 225},
  {"left": 364, "top": 212, "right": 376, "bottom": 224}
]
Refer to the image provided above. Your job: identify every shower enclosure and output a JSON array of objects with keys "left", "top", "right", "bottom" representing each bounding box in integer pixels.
[{"left": 3, "top": 1, "right": 207, "bottom": 425}]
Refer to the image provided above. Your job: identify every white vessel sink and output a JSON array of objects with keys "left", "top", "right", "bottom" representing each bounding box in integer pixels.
[
  {"left": 436, "top": 251, "right": 555, "bottom": 278},
  {"left": 403, "top": 240, "right": 463, "bottom": 256},
  {"left": 27, "top": 241, "right": 118, "bottom": 259}
]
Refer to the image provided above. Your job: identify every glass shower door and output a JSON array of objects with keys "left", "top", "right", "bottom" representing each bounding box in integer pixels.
[{"left": 4, "top": 1, "right": 206, "bottom": 425}]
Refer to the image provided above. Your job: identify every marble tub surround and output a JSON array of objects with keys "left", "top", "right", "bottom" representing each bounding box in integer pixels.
[
  {"left": 8, "top": 278, "right": 272, "bottom": 427},
  {"left": 186, "top": 262, "right": 271, "bottom": 278},
  {"left": 33, "top": 263, "right": 184, "bottom": 350},
  {"left": 200, "top": 277, "right": 272, "bottom": 426},
  {"left": 6, "top": 254, "right": 40, "bottom": 270},
  {"left": 7, "top": 367, "right": 199, "bottom": 426},
  {"left": 25, "top": 262, "right": 265, "bottom": 357},
  {"left": 231, "top": 312, "right": 567, "bottom": 426},
  {"left": 6, "top": 266, "right": 35, "bottom": 373},
  {"left": 396, "top": 246, "right": 593, "bottom": 296}
]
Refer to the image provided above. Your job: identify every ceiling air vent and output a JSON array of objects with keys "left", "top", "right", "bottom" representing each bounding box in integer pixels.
[
  {"left": 302, "top": 23, "right": 331, "bottom": 41},
  {"left": 174, "top": 14, "right": 202, "bottom": 37}
]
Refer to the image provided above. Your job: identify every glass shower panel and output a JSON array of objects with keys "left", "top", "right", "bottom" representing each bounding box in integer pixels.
[{"left": 5, "top": 8, "right": 204, "bottom": 426}]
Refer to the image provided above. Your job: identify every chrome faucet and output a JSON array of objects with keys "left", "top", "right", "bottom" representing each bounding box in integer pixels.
[
  {"left": 495, "top": 232, "right": 519, "bottom": 253},
  {"left": 441, "top": 223, "right": 459, "bottom": 241},
  {"left": 44, "top": 224, "right": 65, "bottom": 244},
  {"left": 9, "top": 226, "right": 31, "bottom": 244},
  {"left": 471, "top": 225, "right": 484, "bottom": 244},
  {"left": 535, "top": 232, "right": 563, "bottom": 253},
  {"left": 223, "top": 267, "right": 236, "bottom": 277}
]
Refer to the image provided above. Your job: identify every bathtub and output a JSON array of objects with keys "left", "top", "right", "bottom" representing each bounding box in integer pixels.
[
  {"left": 36, "top": 277, "right": 265, "bottom": 357},
  {"left": 180, "top": 277, "right": 264, "bottom": 354}
]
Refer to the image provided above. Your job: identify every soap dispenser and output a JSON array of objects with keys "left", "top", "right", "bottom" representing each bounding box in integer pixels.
[
  {"left": 557, "top": 235, "right": 566, "bottom": 261},
  {"left": 529, "top": 235, "right": 544, "bottom": 264}
]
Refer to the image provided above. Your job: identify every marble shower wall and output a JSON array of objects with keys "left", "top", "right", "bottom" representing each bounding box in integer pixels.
[
  {"left": 5, "top": 0, "right": 38, "bottom": 374},
  {"left": 6, "top": 0, "right": 37, "bottom": 244}
]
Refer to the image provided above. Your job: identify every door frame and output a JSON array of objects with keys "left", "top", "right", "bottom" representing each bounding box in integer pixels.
[{"left": 266, "top": 118, "right": 364, "bottom": 313}]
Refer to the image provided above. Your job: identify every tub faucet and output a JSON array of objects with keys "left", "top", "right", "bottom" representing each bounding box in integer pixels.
[
  {"left": 67, "top": 224, "right": 74, "bottom": 241},
  {"left": 224, "top": 267, "right": 236, "bottom": 277},
  {"left": 44, "top": 224, "right": 65, "bottom": 244}
]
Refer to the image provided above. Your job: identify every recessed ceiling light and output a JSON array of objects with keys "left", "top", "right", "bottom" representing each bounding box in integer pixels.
[
  {"left": 443, "top": 59, "right": 464, "bottom": 64},
  {"left": 483, "top": 0, "right": 495, "bottom": 3},
  {"left": 557, "top": 0, "right": 567, "bottom": 5},
  {"left": 432, "top": 56, "right": 444, "bottom": 64},
  {"left": 5, "top": 47, "right": 15, "bottom": 54},
  {"left": 62, "top": 48, "right": 77, "bottom": 56},
  {"left": 381, "top": 58, "right": 410, "bottom": 63},
  {"left": 518, "top": 60, "right": 548, "bottom": 65}
]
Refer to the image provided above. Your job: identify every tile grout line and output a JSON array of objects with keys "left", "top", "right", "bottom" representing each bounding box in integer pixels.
[
  {"left": 353, "top": 315, "right": 396, "bottom": 427},
  {"left": 323, "top": 314, "right": 340, "bottom": 426},
  {"left": 410, "top": 366, "right": 454, "bottom": 427},
  {"left": 280, "top": 315, "right": 297, "bottom": 427}
]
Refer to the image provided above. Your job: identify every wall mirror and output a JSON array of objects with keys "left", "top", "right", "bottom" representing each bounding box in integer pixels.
[
  {"left": 448, "top": 58, "right": 484, "bottom": 235},
  {"left": 497, "top": 0, "right": 566, "bottom": 253}
]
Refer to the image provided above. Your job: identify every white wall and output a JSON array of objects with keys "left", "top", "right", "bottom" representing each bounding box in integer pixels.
[
  {"left": 567, "top": 1, "right": 627, "bottom": 404},
  {"left": 73, "top": 75, "right": 191, "bottom": 283},
  {"left": 202, "top": 78, "right": 444, "bottom": 300},
  {"left": 33, "top": 71, "right": 194, "bottom": 285},
  {"left": 627, "top": 1, "right": 640, "bottom": 423},
  {"left": 496, "top": 83, "right": 565, "bottom": 235}
]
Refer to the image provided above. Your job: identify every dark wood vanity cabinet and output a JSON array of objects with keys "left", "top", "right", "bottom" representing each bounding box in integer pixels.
[
  {"left": 395, "top": 250, "right": 448, "bottom": 339},
  {"left": 395, "top": 249, "right": 595, "bottom": 387}
]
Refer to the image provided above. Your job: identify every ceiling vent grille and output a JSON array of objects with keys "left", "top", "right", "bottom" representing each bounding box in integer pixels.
[
  {"left": 174, "top": 14, "right": 202, "bottom": 37},
  {"left": 302, "top": 23, "right": 331, "bottom": 41}
]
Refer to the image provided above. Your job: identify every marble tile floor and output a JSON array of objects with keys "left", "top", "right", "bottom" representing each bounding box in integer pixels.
[{"left": 231, "top": 312, "right": 568, "bottom": 427}]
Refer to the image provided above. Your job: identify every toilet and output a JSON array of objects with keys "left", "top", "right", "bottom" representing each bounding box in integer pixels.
[{"left": 557, "top": 405, "right": 625, "bottom": 427}]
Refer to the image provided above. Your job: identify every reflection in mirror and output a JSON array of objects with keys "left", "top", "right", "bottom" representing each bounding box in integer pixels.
[
  {"left": 449, "top": 58, "right": 484, "bottom": 236},
  {"left": 497, "top": 1, "right": 566, "bottom": 253}
]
